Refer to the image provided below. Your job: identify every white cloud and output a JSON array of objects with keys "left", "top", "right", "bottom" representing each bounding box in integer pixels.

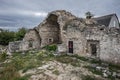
[
  {"left": 19, "top": 10, "right": 48, "bottom": 17},
  {"left": 34, "top": 12, "right": 48, "bottom": 17}
]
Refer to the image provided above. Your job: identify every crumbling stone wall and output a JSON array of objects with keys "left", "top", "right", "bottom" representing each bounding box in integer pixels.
[
  {"left": 38, "top": 10, "right": 76, "bottom": 47},
  {"left": 38, "top": 14, "right": 61, "bottom": 47},
  {"left": 64, "top": 18, "right": 120, "bottom": 64},
  {"left": 24, "top": 29, "right": 41, "bottom": 49},
  {"left": 9, "top": 10, "right": 120, "bottom": 64},
  {"left": 63, "top": 19, "right": 87, "bottom": 55},
  {"left": 8, "top": 41, "right": 29, "bottom": 53}
]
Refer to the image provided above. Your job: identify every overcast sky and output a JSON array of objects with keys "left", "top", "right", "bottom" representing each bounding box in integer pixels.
[{"left": 0, "top": 0, "right": 120, "bottom": 31}]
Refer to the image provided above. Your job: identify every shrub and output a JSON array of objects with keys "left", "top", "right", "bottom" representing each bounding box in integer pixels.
[
  {"left": 44, "top": 44, "right": 57, "bottom": 51},
  {"left": 0, "top": 51, "right": 8, "bottom": 62}
]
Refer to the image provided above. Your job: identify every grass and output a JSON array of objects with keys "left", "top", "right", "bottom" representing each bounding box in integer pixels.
[
  {"left": 55, "top": 54, "right": 81, "bottom": 67},
  {"left": 82, "top": 75, "right": 95, "bottom": 80},
  {"left": 0, "top": 50, "right": 56, "bottom": 80},
  {"left": 0, "top": 51, "right": 8, "bottom": 62},
  {"left": 14, "top": 75, "right": 29, "bottom": 80},
  {"left": 43, "top": 44, "right": 57, "bottom": 51},
  {"left": 0, "top": 63, "right": 20, "bottom": 80},
  {"left": 108, "top": 63, "right": 120, "bottom": 71},
  {"left": 70, "top": 54, "right": 89, "bottom": 61},
  {"left": 52, "top": 70, "right": 60, "bottom": 75},
  {"left": 1, "top": 50, "right": 120, "bottom": 80},
  {"left": 84, "top": 66, "right": 103, "bottom": 76}
]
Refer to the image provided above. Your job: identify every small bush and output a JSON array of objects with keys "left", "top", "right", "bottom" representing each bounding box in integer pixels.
[
  {"left": 0, "top": 51, "right": 8, "bottom": 62},
  {"left": 44, "top": 44, "right": 57, "bottom": 51}
]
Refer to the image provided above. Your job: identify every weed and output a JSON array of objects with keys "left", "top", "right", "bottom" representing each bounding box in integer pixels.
[
  {"left": 0, "top": 51, "right": 8, "bottom": 62},
  {"left": 0, "top": 63, "right": 20, "bottom": 80},
  {"left": 52, "top": 70, "right": 60, "bottom": 75},
  {"left": 82, "top": 75, "right": 95, "bottom": 80},
  {"left": 89, "top": 58, "right": 101, "bottom": 64},
  {"left": 108, "top": 63, "right": 120, "bottom": 71},
  {"left": 44, "top": 44, "right": 57, "bottom": 51},
  {"left": 84, "top": 66, "right": 103, "bottom": 76},
  {"left": 22, "top": 65, "right": 35, "bottom": 73},
  {"left": 70, "top": 54, "right": 88, "bottom": 61},
  {"left": 14, "top": 75, "right": 30, "bottom": 80}
]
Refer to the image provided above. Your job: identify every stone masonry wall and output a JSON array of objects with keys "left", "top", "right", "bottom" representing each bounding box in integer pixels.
[
  {"left": 24, "top": 29, "right": 41, "bottom": 49},
  {"left": 64, "top": 19, "right": 120, "bottom": 64}
]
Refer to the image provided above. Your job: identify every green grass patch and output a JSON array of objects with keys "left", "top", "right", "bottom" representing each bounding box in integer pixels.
[
  {"left": 14, "top": 75, "right": 29, "bottom": 80},
  {"left": 84, "top": 66, "right": 103, "bottom": 76},
  {"left": 43, "top": 44, "right": 57, "bottom": 51},
  {"left": 82, "top": 75, "right": 95, "bottom": 80},
  {"left": 89, "top": 58, "right": 102, "bottom": 64},
  {"left": 108, "top": 63, "right": 120, "bottom": 71},
  {"left": 70, "top": 54, "right": 88, "bottom": 61},
  {"left": 52, "top": 70, "right": 60, "bottom": 75},
  {"left": 55, "top": 54, "right": 81, "bottom": 67},
  {"left": 0, "top": 63, "right": 20, "bottom": 80},
  {"left": 0, "top": 51, "right": 8, "bottom": 62}
]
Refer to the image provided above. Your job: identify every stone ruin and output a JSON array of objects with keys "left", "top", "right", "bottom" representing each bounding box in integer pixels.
[{"left": 8, "top": 10, "right": 120, "bottom": 64}]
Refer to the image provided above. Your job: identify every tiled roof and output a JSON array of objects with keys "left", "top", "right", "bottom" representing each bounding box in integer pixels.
[{"left": 94, "top": 14, "right": 116, "bottom": 27}]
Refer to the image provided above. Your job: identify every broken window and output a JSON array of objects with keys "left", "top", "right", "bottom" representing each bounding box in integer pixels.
[{"left": 87, "top": 40, "right": 100, "bottom": 57}]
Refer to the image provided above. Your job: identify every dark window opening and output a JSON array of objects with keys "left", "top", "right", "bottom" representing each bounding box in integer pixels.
[
  {"left": 87, "top": 40, "right": 100, "bottom": 57},
  {"left": 48, "top": 38, "right": 53, "bottom": 43},
  {"left": 100, "top": 28, "right": 104, "bottom": 31},
  {"left": 90, "top": 44, "right": 97, "bottom": 56},
  {"left": 29, "top": 40, "right": 33, "bottom": 48}
]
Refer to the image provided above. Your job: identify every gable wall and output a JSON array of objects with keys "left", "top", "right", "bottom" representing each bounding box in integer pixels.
[
  {"left": 23, "top": 29, "right": 41, "bottom": 49},
  {"left": 109, "top": 15, "right": 119, "bottom": 28}
]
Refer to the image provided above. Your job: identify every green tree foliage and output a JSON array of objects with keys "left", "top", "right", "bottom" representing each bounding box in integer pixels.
[
  {"left": 85, "top": 11, "right": 94, "bottom": 19},
  {"left": 15, "top": 27, "right": 27, "bottom": 41},
  {"left": 0, "top": 27, "right": 27, "bottom": 45},
  {"left": 0, "top": 30, "right": 15, "bottom": 45}
]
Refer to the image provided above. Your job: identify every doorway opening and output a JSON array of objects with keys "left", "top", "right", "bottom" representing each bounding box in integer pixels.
[
  {"left": 68, "top": 41, "right": 73, "bottom": 53},
  {"left": 90, "top": 44, "right": 97, "bottom": 56}
]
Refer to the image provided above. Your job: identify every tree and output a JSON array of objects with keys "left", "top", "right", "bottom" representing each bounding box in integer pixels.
[
  {"left": 0, "top": 30, "right": 15, "bottom": 45},
  {"left": 15, "top": 27, "right": 27, "bottom": 41},
  {"left": 0, "top": 27, "right": 27, "bottom": 45},
  {"left": 85, "top": 11, "right": 94, "bottom": 19}
]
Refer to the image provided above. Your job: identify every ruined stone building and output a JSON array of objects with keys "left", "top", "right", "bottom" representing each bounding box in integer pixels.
[{"left": 9, "top": 10, "right": 120, "bottom": 64}]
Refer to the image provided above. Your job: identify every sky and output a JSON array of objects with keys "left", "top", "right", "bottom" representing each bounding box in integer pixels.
[{"left": 0, "top": 0, "right": 120, "bottom": 31}]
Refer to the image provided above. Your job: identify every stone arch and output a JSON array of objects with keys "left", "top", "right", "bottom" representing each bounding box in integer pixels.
[
  {"left": 39, "top": 14, "right": 62, "bottom": 47},
  {"left": 47, "top": 14, "right": 62, "bottom": 43}
]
